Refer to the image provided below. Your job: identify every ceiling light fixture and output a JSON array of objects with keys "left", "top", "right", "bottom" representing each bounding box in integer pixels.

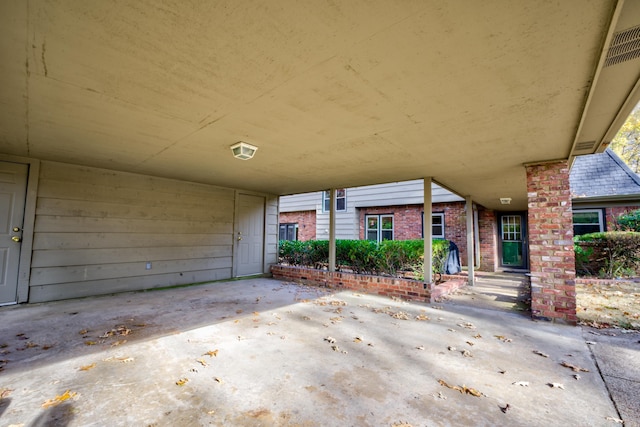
[
  {"left": 500, "top": 197, "right": 512, "bottom": 205},
  {"left": 230, "top": 141, "right": 258, "bottom": 160}
]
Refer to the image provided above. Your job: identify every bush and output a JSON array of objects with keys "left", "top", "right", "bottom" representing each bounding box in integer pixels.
[
  {"left": 616, "top": 209, "right": 640, "bottom": 232},
  {"left": 278, "top": 239, "right": 452, "bottom": 278},
  {"left": 574, "top": 231, "right": 640, "bottom": 278}
]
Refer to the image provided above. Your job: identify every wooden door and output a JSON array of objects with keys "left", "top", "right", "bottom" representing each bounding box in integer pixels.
[{"left": 0, "top": 162, "right": 28, "bottom": 305}]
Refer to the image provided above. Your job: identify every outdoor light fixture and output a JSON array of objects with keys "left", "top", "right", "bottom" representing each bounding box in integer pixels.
[
  {"left": 500, "top": 197, "right": 512, "bottom": 205},
  {"left": 230, "top": 141, "right": 258, "bottom": 160}
]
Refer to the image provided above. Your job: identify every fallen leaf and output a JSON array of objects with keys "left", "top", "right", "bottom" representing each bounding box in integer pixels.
[
  {"left": 466, "top": 341, "right": 474, "bottom": 346},
  {"left": 448, "top": 328, "right": 457, "bottom": 333},
  {"left": 1, "top": 388, "right": 13, "bottom": 399},
  {"left": 416, "top": 314, "right": 430, "bottom": 321},
  {"left": 473, "top": 334, "right": 482, "bottom": 339},
  {"left": 353, "top": 337, "right": 363, "bottom": 343},
  {"left": 547, "top": 382, "right": 565, "bottom": 389},
  {"left": 324, "top": 336, "right": 336, "bottom": 344},
  {"left": 500, "top": 404, "right": 511, "bottom": 413},
  {"left": 458, "top": 322, "right": 476, "bottom": 329},
  {"left": 111, "top": 340, "right": 127, "bottom": 347},
  {"left": 42, "top": 390, "right": 78, "bottom": 408},
  {"left": 462, "top": 386, "right": 484, "bottom": 397},
  {"left": 512, "top": 381, "right": 529, "bottom": 387},
  {"left": 533, "top": 350, "right": 549, "bottom": 358},
  {"left": 462, "top": 349, "right": 473, "bottom": 357},
  {"left": 196, "top": 358, "right": 208, "bottom": 367},
  {"left": 447, "top": 346, "right": 457, "bottom": 351},
  {"left": 25, "top": 342, "right": 39, "bottom": 349},
  {"left": 605, "top": 416, "right": 624, "bottom": 424},
  {"left": 573, "top": 374, "right": 581, "bottom": 380},
  {"left": 204, "top": 350, "right": 219, "bottom": 357},
  {"left": 79, "top": 363, "right": 96, "bottom": 371},
  {"left": 438, "top": 379, "right": 463, "bottom": 393},
  {"left": 176, "top": 378, "right": 189, "bottom": 386},
  {"left": 560, "top": 361, "right": 589, "bottom": 372},
  {"left": 416, "top": 345, "right": 425, "bottom": 350},
  {"left": 214, "top": 377, "right": 224, "bottom": 384},
  {"left": 252, "top": 311, "right": 260, "bottom": 316},
  {"left": 84, "top": 341, "right": 98, "bottom": 346}
]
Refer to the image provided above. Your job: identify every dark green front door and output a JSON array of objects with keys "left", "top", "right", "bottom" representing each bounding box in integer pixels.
[{"left": 500, "top": 214, "right": 525, "bottom": 267}]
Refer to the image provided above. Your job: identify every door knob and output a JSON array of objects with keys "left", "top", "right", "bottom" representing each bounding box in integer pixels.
[
  {"left": 12, "top": 226, "right": 21, "bottom": 232},
  {"left": 12, "top": 236, "right": 21, "bottom": 242}
]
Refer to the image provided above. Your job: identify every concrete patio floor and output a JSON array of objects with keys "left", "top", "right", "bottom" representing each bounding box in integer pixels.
[{"left": 0, "top": 277, "right": 633, "bottom": 426}]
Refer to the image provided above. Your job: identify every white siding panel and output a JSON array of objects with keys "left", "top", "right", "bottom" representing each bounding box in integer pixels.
[
  {"left": 279, "top": 191, "right": 320, "bottom": 212},
  {"left": 30, "top": 161, "right": 270, "bottom": 302}
]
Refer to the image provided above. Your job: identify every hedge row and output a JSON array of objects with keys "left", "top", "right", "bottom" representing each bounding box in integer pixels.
[
  {"left": 574, "top": 231, "right": 640, "bottom": 278},
  {"left": 278, "top": 239, "right": 450, "bottom": 278}
]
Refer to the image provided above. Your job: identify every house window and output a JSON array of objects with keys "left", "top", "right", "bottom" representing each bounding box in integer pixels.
[
  {"left": 323, "top": 189, "right": 346, "bottom": 212},
  {"left": 366, "top": 214, "right": 393, "bottom": 242},
  {"left": 279, "top": 223, "right": 297, "bottom": 241},
  {"left": 573, "top": 209, "right": 604, "bottom": 236},
  {"left": 421, "top": 213, "right": 446, "bottom": 239}
]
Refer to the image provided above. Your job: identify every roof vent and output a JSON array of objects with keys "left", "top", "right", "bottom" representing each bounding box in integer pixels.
[
  {"left": 574, "top": 140, "right": 597, "bottom": 152},
  {"left": 605, "top": 24, "right": 640, "bottom": 67}
]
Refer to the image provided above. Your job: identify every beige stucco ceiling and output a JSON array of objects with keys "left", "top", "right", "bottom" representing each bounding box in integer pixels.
[{"left": 1, "top": 0, "right": 640, "bottom": 210}]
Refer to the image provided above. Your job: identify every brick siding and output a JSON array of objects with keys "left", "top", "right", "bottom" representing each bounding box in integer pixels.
[
  {"left": 358, "top": 202, "right": 469, "bottom": 265},
  {"left": 478, "top": 207, "right": 498, "bottom": 272},
  {"left": 279, "top": 210, "right": 316, "bottom": 241},
  {"left": 526, "top": 161, "right": 576, "bottom": 324},
  {"left": 606, "top": 206, "right": 639, "bottom": 231}
]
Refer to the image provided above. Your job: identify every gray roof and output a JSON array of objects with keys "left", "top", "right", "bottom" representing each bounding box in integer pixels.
[{"left": 570, "top": 149, "right": 640, "bottom": 199}]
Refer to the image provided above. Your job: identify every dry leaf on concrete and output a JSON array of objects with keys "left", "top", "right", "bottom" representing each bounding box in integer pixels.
[
  {"left": 175, "top": 378, "right": 189, "bottom": 386},
  {"left": 196, "top": 358, "right": 208, "bottom": 367},
  {"left": 532, "top": 350, "right": 549, "bottom": 358},
  {"left": 512, "top": 381, "right": 529, "bottom": 387},
  {"left": 204, "top": 350, "right": 219, "bottom": 357},
  {"left": 79, "top": 363, "right": 96, "bottom": 371},
  {"left": 560, "top": 361, "right": 589, "bottom": 372},
  {"left": 547, "top": 383, "right": 565, "bottom": 389},
  {"left": 42, "top": 390, "right": 78, "bottom": 408}
]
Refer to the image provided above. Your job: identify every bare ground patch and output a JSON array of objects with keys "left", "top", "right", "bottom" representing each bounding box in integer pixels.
[{"left": 577, "top": 279, "right": 640, "bottom": 330}]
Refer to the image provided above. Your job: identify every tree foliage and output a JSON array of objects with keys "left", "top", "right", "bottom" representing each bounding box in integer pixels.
[{"left": 611, "top": 103, "right": 640, "bottom": 173}]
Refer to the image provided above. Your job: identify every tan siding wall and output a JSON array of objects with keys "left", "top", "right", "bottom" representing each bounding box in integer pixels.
[{"left": 30, "top": 161, "right": 241, "bottom": 302}]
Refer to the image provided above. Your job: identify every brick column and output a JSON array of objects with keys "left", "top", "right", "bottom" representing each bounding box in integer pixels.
[
  {"left": 526, "top": 161, "right": 576, "bottom": 324},
  {"left": 478, "top": 208, "right": 497, "bottom": 272}
]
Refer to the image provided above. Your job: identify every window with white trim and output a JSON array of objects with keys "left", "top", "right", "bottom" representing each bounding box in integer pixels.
[
  {"left": 573, "top": 209, "right": 604, "bottom": 236},
  {"left": 421, "top": 212, "right": 445, "bottom": 239},
  {"left": 322, "top": 189, "right": 346, "bottom": 212},
  {"left": 366, "top": 214, "right": 393, "bottom": 242}
]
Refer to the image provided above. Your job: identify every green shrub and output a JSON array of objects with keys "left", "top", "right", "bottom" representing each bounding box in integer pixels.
[
  {"left": 616, "top": 209, "right": 640, "bottom": 232},
  {"left": 278, "top": 239, "right": 452, "bottom": 279},
  {"left": 574, "top": 231, "right": 640, "bottom": 278}
]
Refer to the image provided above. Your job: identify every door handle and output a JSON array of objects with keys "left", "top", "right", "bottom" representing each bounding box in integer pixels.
[
  {"left": 12, "top": 236, "right": 21, "bottom": 242},
  {"left": 237, "top": 232, "right": 243, "bottom": 241}
]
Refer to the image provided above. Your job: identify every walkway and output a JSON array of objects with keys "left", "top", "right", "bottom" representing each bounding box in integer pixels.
[{"left": 0, "top": 277, "right": 632, "bottom": 426}]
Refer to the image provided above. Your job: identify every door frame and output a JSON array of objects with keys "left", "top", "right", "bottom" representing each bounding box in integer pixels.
[
  {"left": 232, "top": 190, "right": 267, "bottom": 278},
  {"left": 0, "top": 155, "right": 40, "bottom": 303},
  {"left": 497, "top": 211, "right": 529, "bottom": 270}
]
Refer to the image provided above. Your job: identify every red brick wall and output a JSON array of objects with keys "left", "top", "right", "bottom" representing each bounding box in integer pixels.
[
  {"left": 478, "top": 208, "right": 497, "bottom": 272},
  {"left": 279, "top": 211, "right": 316, "bottom": 241},
  {"left": 606, "top": 206, "right": 639, "bottom": 230},
  {"left": 357, "top": 202, "right": 469, "bottom": 265},
  {"left": 526, "top": 161, "right": 576, "bottom": 324},
  {"left": 271, "top": 264, "right": 430, "bottom": 302}
]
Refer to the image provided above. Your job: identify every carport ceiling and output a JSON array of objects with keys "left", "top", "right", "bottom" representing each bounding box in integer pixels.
[{"left": 2, "top": 1, "right": 640, "bottom": 210}]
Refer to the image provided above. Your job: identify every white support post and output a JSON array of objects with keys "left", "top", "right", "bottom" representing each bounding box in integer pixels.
[
  {"left": 329, "top": 188, "right": 336, "bottom": 272},
  {"left": 424, "top": 178, "right": 433, "bottom": 285},
  {"left": 466, "top": 196, "right": 475, "bottom": 286}
]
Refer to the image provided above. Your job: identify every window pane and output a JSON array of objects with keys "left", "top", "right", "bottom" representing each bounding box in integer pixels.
[
  {"left": 574, "top": 224, "right": 601, "bottom": 236},
  {"left": 336, "top": 197, "right": 346, "bottom": 211},
  {"left": 367, "top": 216, "right": 378, "bottom": 229},
  {"left": 279, "top": 225, "right": 286, "bottom": 241},
  {"left": 381, "top": 216, "right": 393, "bottom": 230},
  {"left": 432, "top": 225, "right": 444, "bottom": 238},
  {"left": 367, "top": 231, "right": 378, "bottom": 241},
  {"left": 336, "top": 189, "right": 345, "bottom": 198},
  {"left": 381, "top": 230, "right": 393, "bottom": 241},
  {"left": 573, "top": 212, "right": 600, "bottom": 224}
]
